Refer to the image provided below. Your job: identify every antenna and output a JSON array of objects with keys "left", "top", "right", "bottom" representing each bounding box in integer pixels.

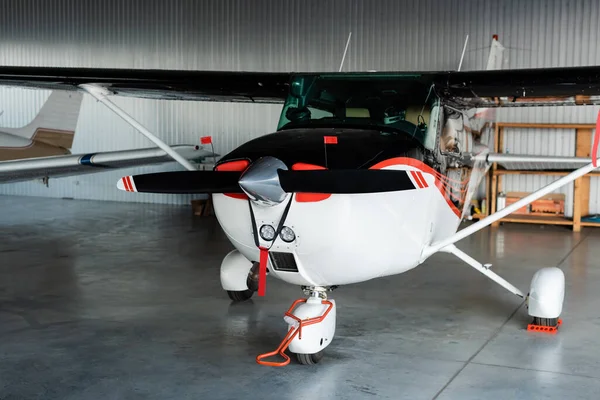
[
  {"left": 457, "top": 34, "right": 469, "bottom": 71},
  {"left": 338, "top": 32, "right": 352, "bottom": 72}
]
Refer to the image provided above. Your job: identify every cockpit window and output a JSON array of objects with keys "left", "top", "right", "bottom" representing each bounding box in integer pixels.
[{"left": 277, "top": 74, "right": 440, "bottom": 150}]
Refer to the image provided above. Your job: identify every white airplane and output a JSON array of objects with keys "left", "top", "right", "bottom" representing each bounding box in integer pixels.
[
  {"left": 0, "top": 89, "right": 213, "bottom": 184},
  {"left": 1, "top": 37, "right": 600, "bottom": 367}
]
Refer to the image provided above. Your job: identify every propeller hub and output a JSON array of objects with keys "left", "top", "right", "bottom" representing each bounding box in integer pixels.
[{"left": 239, "top": 156, "right": 288, "bottom": 206}]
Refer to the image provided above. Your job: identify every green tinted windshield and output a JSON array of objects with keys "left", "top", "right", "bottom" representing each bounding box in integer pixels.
[{"left": 277, "top": 73, "right": 440, "bottom": 149}]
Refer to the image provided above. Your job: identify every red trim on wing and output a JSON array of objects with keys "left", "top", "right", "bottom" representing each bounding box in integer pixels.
[
  {"left": 370, "top": 157, "right": 461, "bottom": 217},
  {"left": 215, "top": 160, "right": 250, "bottom": 199},
  {"left": 291, "top": 163, "right": 331, "bottom": 202}
]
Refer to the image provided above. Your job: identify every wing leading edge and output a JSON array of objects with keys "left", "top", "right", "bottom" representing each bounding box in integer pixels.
[
  {"left": 0, "top": 145, "right": 213, "bottom": 184},
  {"left": 480, "top": 153, "right": 596, "bottom": 171},
  {"left": 2, "top": 65, "right": 600, "bottom": 107}
]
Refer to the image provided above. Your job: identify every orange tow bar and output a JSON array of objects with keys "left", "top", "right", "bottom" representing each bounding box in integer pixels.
[{"left": 256, "top": 298, "right": 334, "bottom": 367}]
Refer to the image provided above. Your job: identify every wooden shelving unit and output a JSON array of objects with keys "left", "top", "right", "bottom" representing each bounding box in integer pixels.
[{"left": 479, "top": 122, "right": 597, "bottom": 232}]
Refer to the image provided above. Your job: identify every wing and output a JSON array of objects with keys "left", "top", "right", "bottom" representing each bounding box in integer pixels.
[
  {"left": 2, "top": 65, "right": 600, "bottom": 106},
  {"left": 437, "top": 65, "right": 600, "bottom": 107},
  {"left": 0, "top": 67, "right": 291, "bottom": 103},
  {"left": 0, "top": 145, "right": 213, "bottom": 184}
]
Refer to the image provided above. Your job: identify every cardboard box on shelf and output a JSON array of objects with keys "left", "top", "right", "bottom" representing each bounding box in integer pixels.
[{"left": 505, "top": 192, "right": 565, "bottom": 216}]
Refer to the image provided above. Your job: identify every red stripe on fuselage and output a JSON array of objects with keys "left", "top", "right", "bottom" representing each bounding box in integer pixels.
[{"left": 370, "top": 157, "right": 461, "bottom": 218}]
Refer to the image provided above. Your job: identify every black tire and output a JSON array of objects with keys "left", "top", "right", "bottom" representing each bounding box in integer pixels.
[
  {"left": 532, "top": 317, "right": 559, "bottom": 327},
  {"left": 227, "top": 289, "right": 254, "bottom": 302},
  {"left": 296, "top": 351, "right": 324, "bottom": 365}
]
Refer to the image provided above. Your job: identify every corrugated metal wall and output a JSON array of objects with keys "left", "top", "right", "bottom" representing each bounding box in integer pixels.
[{"left": 0, "top": 0, "right": 599, "bottom": 210}]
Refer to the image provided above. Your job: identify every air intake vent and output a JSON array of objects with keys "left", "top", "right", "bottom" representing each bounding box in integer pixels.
[{"left": 269, "top": 252, "right": 298, "bottom": 272}]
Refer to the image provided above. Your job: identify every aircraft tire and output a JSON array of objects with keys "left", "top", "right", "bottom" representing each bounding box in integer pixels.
[
  {"left": 227, "top": 289, "right": 254, "bottom": 302},
  {"left": 296, "top": 351, "right": 324, "bottom": 365}
]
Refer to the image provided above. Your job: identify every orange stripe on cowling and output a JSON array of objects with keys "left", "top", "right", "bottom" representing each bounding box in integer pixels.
[
  {"left": 215, "top": 159, "right": 250, "bottom": 199},
  {"left": 369, "top": 157, "right": 461, "bottom": 218},
  {"left": 417, "top": 171, "right": 428, "bottom": 188},
  {"left": 291, "top": 163, "right": 331, "bottom": 202},
  {"left": 410, "top": 171, "right": 423, "bottom": 188}
]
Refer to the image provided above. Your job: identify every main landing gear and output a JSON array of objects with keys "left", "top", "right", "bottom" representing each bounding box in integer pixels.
[
  {"left": 256, "top": 286, "right": 337, "bottom": 366},
  {"left": 443, "top": 244, "right": 565, "bottom": 332},
  {"left": 220, "top": 250, "right": 259, "bottom": 302}
]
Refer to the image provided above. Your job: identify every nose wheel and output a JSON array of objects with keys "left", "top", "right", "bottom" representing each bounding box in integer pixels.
[
  {"left": 296, "top": 351, "right": 324, "bottom": 365},
  {"left": 256, "top": 287, "right": 337, "bottom": 366}
]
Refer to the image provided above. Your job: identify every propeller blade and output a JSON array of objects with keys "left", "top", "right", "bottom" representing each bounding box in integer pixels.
[
  {"left": 117, "top": 171, "right": 243, "bottom": 194},
  {"left": 278, "top": 169, "right": 417, "bottom": 194}
]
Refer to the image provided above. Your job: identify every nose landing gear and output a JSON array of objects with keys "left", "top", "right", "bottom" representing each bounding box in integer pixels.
[{"left": 256, "top": 287, "right": 337, "bottom": 366}]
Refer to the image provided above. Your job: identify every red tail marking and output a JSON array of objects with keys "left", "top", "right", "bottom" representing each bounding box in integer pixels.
[{"left": 258, "top": 247, "right": 268, "bottom": 296}]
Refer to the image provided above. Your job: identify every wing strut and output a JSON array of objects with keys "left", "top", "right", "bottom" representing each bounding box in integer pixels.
[
  {"left": 79, "top": 84, "right": 197, "bottom": 172},
  {"left": 441, "top": 245, "right": 525, "bottom": 298},
  {"left": 422, "top": 159, "right": 600, "bottom": 259}
]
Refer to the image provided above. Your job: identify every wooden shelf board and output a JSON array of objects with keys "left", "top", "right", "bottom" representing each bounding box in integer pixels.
[
  {"left": 499, "top": 214, "right": 573, "bottom": 225},
  {"left": 497, "top": 123, "right": 596, "bottom": 129},
  {"left": 581, "top": 221, "right": 600, "bottom": 227}
]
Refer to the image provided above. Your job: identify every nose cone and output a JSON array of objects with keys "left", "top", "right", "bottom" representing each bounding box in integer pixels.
[{"left": 239, "top": 156, "right": 288, "bottom": 205}]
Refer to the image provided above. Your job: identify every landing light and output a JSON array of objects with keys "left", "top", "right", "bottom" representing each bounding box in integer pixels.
[
  {"left": 280, "top": 226, "right": 296, "bottom": 243},
  {"left": 260, "top": 224, "right": 276, "bottom": 241}
]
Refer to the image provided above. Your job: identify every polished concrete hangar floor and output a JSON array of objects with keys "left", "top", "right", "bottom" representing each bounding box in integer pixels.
[{"left": 1, "top": 196, "right": 600, "bottom": 400}]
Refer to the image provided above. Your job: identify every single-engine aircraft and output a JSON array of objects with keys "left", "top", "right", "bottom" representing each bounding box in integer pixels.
[{"left": 2, "top": 52, "right": 600, "bottom": 366}]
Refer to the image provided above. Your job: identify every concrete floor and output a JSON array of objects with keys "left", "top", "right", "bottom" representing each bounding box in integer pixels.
[{"left": 1, "top": 195, "right": 600, "bottom": 399}]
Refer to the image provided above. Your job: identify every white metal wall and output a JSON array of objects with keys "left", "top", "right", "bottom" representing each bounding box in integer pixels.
[{"left": 0, "top": 0, "right": 599, "bottom": 208}]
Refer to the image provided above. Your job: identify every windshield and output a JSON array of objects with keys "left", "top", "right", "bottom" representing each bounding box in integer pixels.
[{"left": 277, "top": 73, "right": 440, "bottom": 149}]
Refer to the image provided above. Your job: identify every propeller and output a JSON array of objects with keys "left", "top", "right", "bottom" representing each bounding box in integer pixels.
[
  {"left": 117, "top": 170, "right": 243, "bottom": 194},
  {"left": 119, "top": 169, "right": 416, "bottom": 194},
  {"left": 117, "top": 157, "right": 418, "bottom": 197},
  {"left": 278, "top": 169, "right": 415, "bottom": 194}
]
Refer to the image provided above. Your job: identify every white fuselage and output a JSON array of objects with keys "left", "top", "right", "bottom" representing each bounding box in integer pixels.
[{"left": 213, "top": 159, "right": 461, "bottom": 287}]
